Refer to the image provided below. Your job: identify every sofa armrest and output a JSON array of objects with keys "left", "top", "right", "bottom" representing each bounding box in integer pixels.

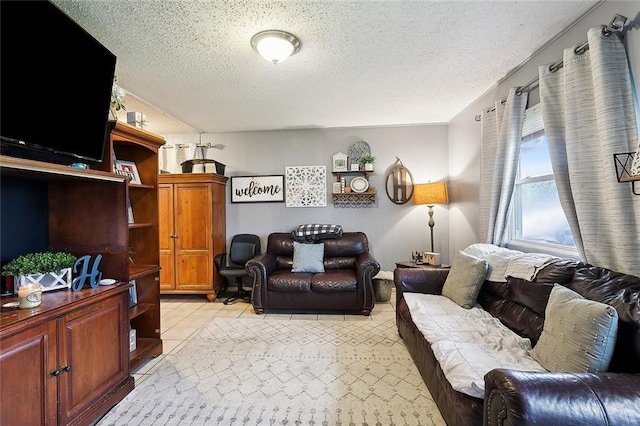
[
  {"left": 355, "top": 252, "right": 381, "bottom": 282},
  {"left": 246, "top": 253, "right": 277, "bottom": 312},
  {"left": 394, "top": 268, "right": 449, "bottom": 296},
  {"left": 484, "top": 369, "right": 640, "bottom": 426},
  {"left": 247, "top": 253, "right": 277, "bottom": 287}
]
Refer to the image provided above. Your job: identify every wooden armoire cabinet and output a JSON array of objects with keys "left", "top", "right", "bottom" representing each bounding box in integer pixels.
[{"left": 159, "top": 173, "right": 227, "bottom": 301}]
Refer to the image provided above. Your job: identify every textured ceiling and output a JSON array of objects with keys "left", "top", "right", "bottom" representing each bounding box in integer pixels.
[{"left": 52, "top": 0, "right": 601, "bottom": 135}]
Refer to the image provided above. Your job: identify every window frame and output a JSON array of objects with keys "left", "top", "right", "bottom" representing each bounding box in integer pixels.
[{"left": 504, "top": 105, "right": 579, "bottom": 259}]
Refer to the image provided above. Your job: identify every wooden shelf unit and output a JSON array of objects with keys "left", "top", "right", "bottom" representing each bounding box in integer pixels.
[
  {"left": 0, "top": 155, "right": 134, "bottom": 425},
  {"left": 91, "top": 121, "right": 165, "bottom": 370}
]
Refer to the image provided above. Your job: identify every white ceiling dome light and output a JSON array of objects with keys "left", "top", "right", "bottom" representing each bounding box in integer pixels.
[{"left": 251, "top": 30, "right": 301, "bottom": 64}]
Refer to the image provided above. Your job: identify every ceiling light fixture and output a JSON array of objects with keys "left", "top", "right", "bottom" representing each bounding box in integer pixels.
[{"left": 251, "top": 30, "right": 300, "bottom": 64}]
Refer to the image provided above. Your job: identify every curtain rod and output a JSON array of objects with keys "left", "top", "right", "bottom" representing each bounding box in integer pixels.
[{"left": 515, "top": 14, "right": 628, "bottom": 96}]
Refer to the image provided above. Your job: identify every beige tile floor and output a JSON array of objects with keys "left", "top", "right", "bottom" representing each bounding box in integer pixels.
[{"left": 131, "top": 289, "right": 397, "bottom": 381}]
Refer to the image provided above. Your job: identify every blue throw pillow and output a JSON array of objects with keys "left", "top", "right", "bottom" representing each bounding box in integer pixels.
[{"left": 292, "top": 241, "right": 325, "bottom": 273}]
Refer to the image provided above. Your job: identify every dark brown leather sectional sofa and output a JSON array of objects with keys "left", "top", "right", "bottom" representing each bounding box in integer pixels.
[
  {"left": 395, "top": 259, "right": 640, "bottom": 425},
  {"left": 247, "top": 232, "right": 380, "bottom": 315}
]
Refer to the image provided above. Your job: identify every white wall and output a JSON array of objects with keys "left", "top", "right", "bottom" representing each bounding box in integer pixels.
[{"left": 161, "top": 124, "right": 449, "bottom": 271}]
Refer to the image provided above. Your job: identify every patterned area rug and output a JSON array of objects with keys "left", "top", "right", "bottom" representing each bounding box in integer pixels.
[{"left": 97, "top": 318, "right": 445, "bottom": 426}]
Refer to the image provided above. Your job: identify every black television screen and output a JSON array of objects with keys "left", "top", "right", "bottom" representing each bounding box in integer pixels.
[{"left": 1, "top": 0, "right": 116, "bottom": 164}]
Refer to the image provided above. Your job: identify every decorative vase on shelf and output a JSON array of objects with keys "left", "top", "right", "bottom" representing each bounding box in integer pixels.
[{"left": 362, "top": 155, "right": 376, "bottom": 172}]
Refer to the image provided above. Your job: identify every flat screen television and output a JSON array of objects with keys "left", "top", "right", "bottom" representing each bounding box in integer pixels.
[{"left": 1, "top": 0, "right": 116, "bottom": 165}]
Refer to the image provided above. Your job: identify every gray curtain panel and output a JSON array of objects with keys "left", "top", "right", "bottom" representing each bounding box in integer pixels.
[
  {"left": 479, "top": 88, "right": 528, "bottom": 245},
  {"left": 540, "top": 26, "right": 640, "bottom": 276}
]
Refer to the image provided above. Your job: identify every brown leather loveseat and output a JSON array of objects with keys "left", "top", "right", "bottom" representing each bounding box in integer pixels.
[
  {"left": 395, "top": 252, "right": 640, "bottom": 425},
  {"left": 247, "top": 232, "right": 380, "bottom": 315}
]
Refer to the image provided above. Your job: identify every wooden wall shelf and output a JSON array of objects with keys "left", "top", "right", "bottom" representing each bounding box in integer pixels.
[
  {"left": 332, "top": 189, "right": 377, "bottom": 206},
  {"left": 331, "top": 170, "right": 376, "bottom": 206}
]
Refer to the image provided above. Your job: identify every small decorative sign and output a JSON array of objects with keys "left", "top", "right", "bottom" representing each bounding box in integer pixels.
[
  {"left": 230, "top": 175, "right": 285, "bottom": 203},
  {"left": 71, "top": 254, "right": 103, "bottom": 291}
]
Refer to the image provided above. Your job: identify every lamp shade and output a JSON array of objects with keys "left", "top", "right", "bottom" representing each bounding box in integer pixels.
[
  {"left": 251, "top": 30, "right": 300, "bottom": 64},
  {"left": 413, "top": 182, "right": 449, "bottom": 205}
]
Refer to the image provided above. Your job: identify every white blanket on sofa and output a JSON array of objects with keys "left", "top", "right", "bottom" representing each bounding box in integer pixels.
[
  {"left": 462, "top": 243, "right": 559, "bottom": 282},
  {"left": 404, "top": 293, "right": 547, "bottom": 399}
]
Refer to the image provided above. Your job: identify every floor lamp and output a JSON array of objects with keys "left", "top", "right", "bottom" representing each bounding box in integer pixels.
[{"left": 413, "top": 182, "right": 449, "bottom": 252}]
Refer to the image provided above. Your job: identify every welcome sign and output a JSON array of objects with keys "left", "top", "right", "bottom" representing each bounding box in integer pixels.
[{"left": 230, "top": 175, "right": 285, "bottom": 203}]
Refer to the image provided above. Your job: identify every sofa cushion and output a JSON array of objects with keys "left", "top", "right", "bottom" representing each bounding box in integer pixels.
[
  {"left": 291, "top": 241, "right": 325, "bottom": 273},
  {"left": 531, "top": 284, "right": 619, "bottom": 373},
  {"left": 312, "top": 270, "right": 357, "bottom": 292},
  {"left": 404, "top": 293, "right": 546, "bottom": 398},
  {"left": 268, "top": 270, "right": 312, "bottom": 292},
  {"left": 568, "top": 266, "right": 640, "bottom": 373},
  {"left": 441, "top": 251, "right": 489, "bottom": 309},
  {"left": 507, "top": 277, "right": 554, "bottom": 316},
  {"left": 534, "top": 259, "right": 587, "bottom": 284}
]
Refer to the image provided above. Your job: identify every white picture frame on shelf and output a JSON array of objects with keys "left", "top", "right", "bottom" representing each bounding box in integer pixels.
[
  {"left": 115, "top": 160, "right": 142, "bottom": 185},
  {"left": 332, "top": 152, "right": 348, "bottom": 172}
]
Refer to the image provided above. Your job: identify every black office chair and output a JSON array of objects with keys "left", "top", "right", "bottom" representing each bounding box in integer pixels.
[{"left": 214, "top": 234, "right": 261, "bottom": 305}]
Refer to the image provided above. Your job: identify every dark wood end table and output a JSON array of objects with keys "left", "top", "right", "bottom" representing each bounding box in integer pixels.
[{"left": 395, "top": 261, "right": 450, "bottom": 270}]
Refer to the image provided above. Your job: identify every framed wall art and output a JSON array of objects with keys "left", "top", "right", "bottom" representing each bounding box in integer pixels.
[
  {"left": 114, "top": 160, "right": 142, "bottom": 185},
  {"left": 285, "top": 165, "right": 327, "bottom": 207},
  {"left": 230, "top": 175, "right": 285, "bottom": 203},
  {"left": 332, "top": 152, "right": 348, "bottom": 172}
]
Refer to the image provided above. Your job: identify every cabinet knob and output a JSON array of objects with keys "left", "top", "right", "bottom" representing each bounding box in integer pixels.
[
  {"left": 62, "top": 365, "right": 71, "bottom": 373},
  {"left": 50, "top": 369, "right": 61, "bottom": 377},
  {"left": 170, "top": 234, "right": 178, "bottom": 239}
]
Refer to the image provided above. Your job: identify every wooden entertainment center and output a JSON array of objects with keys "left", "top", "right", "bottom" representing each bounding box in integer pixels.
[{"left": 0, "top": 121, "right": 165, "bottom": 425}]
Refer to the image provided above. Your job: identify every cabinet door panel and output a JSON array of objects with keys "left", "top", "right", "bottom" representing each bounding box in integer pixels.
[
  {"left": 0, "top": 321, "right": 57, "bottom": 426},
  {"left": 57, "top": 294, "right": 129, "bottom": 424},
  {"left": 158, "top": 183, "right": 175, "bottom": 290},
  {"left": 175, "top": 185, "right": 211, "bottom": 251},
  {"left": 176, "top": 253, "right": 212, "bottom": 290},
  {"left": 175, "top": 185, "right": 212, "bottom": 290}
]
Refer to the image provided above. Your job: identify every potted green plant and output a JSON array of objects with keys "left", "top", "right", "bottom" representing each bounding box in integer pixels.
[
  {"left": 2, "top": 251, "right": 77, "bottom": 293},
  {"left": 362, "top": 155, "right": 376, "bottom": 171}
]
